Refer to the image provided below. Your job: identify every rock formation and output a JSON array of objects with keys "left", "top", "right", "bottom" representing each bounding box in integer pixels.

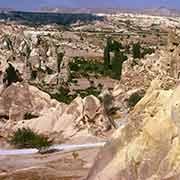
[
  {"left": 87, "top": 78, "right": 180, "bottom": 180},
  {"left": 0, "top": 82, "right": 112, "bottom": 142}
]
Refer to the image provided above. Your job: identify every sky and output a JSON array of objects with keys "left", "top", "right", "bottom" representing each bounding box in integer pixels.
[{"left": 0, "top": 0, "right": 180, "bottom": 11}]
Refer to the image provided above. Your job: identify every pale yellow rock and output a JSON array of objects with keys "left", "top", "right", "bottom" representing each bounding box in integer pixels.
[{"left": 87, "top": 79, "right": 180, "bottom": 180}]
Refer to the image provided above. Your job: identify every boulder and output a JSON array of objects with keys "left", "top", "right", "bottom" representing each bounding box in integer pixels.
[{"left": 0, "top": 82, "right": 60, "bottom": 121}]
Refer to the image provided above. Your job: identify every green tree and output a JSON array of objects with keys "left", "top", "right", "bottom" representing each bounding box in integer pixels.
[
  {"left": 104, "top": 38, "right": 112, "bottom": 69},
  {"left": 111, "top": 41, "right": 123, "bottom": 52},
  {"left": 112, "top": 51, "right": 127, "bottom": 80},
  {"left": 57, "top": 52, "right": 64, "bottom": 73},
  {"left": 3, "top": 63, "right": 22, "bottom": 87},
  {"left": 104, "top": 46, "right": 110, "bottom": 69},
  {"left": 132, "top": 42, "right": 141, "bottom": 59}
]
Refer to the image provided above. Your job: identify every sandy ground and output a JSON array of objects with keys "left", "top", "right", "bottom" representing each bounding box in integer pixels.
[{"left": 0, "top": 148, "right": 100, "bottom": 180}]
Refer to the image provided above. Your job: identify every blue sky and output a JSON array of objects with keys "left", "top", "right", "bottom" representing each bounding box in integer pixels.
[{"left": 0, "top": 0, "right": 180, "bottom": 11}]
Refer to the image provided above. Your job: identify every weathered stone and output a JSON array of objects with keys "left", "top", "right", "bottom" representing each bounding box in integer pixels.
[{"left": 87, "top": 79, "right": 180, "bottom": 180}]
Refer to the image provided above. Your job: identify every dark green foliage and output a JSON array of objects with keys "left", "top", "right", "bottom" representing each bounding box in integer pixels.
[
  {"left": 132, "top": 43, "right": 141, "bottom": 59},
  {"left": 104, "top": 46, "right": 110, "bottom": 69},
  {"left": 103, "top": 38, "right": 128, "bottom": 80},
  {"left": 46, "top": 66, "right": 54, "bottom": 75},
  {"left": 104, "top": 37, "right": 112, "bottom": 69},
  {"left": 69, "top": 78, "right": 78, "bottom": 84},
  {"left": 31, "top": 70, "right": 37, "bottom": 80},
  {"left": 124, "top": 44, "right": 131, "bottom": 54},
  {"left": 70, "top": 57, "right": 104, "bottom": 76},
  {"left": 0, "top": 11, "right": 104, "bottom": 26},
  {"left": 111, "top": 41, "right": 123, "bottom": 51},
  {"left": 76, "top": 86, "right": 101, "bottom": 98},
  {"left": 3, "top": 63, "right": 22, "bottom": 87},
  {"left": 51, "top": 85, "right": 101, "bottom": 104},
  {"left": 141, "top": 47, "right": 155, "bottom": 58},
  {"left": 51, "top": 86, "right": 75, "bottom": 104},
  {"left": 112, "top": 51, "right": 127, "bottom": 80},
  {"left": 9, "top": 128, "right": 52, "bottom": 149},
  {"left": 128, "top": 93, "right": 143, "bottom": 108},
  {"left": 24, "top": 112, "right": 39, "bottom": 120},
  {"left": 57, "top": 52, "right": 64, "bottom": 73}
]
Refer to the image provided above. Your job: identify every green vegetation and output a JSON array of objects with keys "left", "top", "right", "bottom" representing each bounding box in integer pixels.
[
  {"left": 24, "top": 112, "right": 39, "bottom": 120},
  {"left": 3, "top": 63, "right": 22, "bottom": 87},
  {"left": 51, "top": 85, "right": 101, "bottom": 104},
  {"left": 103, "top": 38, "right": 127, "bottom": 80},
  {"left": 104, "top": 38, "right": 124, "bottom": 69},
  {"left": 76, "top": 86, "right": 101, "bottom": 98},
  {"left": 132, "top": 43, "right": 155, "bottom": 59},
  {"left": 57, "top": 52, "right": 64, "bottom": 73},
  {"left": 51, "top": 86, "right": 75, "bottom": 104},
  {"left": 31, "top": 70, "right": 37, "bottom": 80},
  {"left": 112, "top": 50, "right": 127, "bottom": 80},
  {"left": 9, "top": 128, "right": 52, "bottom": 149},
  {"left": 104, "top": 46, "right": 111, "bottom": 70},
  {"left": 104, "top": 37, "right": 112, "bottom": 69},
  {"left": 71, "top": 39, "right": 154, "bottom": 81},
  {"left": 132, "top": 42, "right": 141, "bottom": 59},
  {"left": 141, "top": 47, "right": 155, "bottom": 58},
  {"left": 70, "top": 57, "right": 104, "bottom": 76},
  {"left": 0, "top": 11, "right": 104, "bottom": 26},
  {"left": 128, "top": 92, "right": 143, "bottom": 108}
]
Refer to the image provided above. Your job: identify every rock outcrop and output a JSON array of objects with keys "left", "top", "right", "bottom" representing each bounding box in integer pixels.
[
  {"left": 87, "top": 78, "right": 180, "bottom": 180},
  {"left": 0, "top": 82, "right": 111, "bottom": 142},
  {"left": 0, "top": 82, "right": 60, "bottom": 121},
  {"left": 16, "top": 94, "right": 111, "bottom": 140}
]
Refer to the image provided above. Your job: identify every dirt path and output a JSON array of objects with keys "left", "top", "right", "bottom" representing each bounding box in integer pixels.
[
  {"left": 0, "top": 147, "right": 101, "bottom": 180},
  {"left": 0, "top": 142, "right": 106, "bottom": 156}
]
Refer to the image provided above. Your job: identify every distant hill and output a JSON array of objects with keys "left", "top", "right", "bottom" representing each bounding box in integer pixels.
[
  {"left": 0, "top": 11, "right": 104, "bottom": 26},
  {"left": 0, "top": 8, "right": 14, "bottom": 12},
  {"left": 142, "top": 7, "right": 180, "bottom": 17},
  {"left": 40, "top": 7, "right": 180, "bottom": 17}
]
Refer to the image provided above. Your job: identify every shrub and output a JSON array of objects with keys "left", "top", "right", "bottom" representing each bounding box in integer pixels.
[
  {"left": 51, "top": 86, "right": 76, "bottom": 104},
  {"left": 141, "top": 47, "right": 155, "bottom": 58},
  {"left": 132, "top": 43, "right": 141, "bottom": 59},
  {"left": 24, "top": 112, "right": 39, "bottom": 120},
  {"left": 9, "top": 128, "right": 52, "bottom": 149},
  {"left": 76, "top": 86, "right": 101, "bottom": 98},
  {"left": 128, "top": 93, "right": 143, "bottom": 108},
  {"left": 3, "top": 63, "right": 22, "bottom": 87}
]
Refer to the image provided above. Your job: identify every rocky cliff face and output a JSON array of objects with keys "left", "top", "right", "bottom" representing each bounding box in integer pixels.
[{"left": 87, "top": 78, "right": 180, "bottom": 180}]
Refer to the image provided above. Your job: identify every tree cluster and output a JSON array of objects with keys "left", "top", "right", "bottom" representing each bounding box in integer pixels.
[{"left": 104, "top": 38, "right": 127, "bottom": 80}]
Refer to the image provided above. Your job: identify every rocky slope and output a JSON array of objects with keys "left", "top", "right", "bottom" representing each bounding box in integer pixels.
[
  {"left": 0, "top": 82, "right": 111, "bottom": 144},
  {"left": 87, "top": 77, "right": 180, "bottom": 180},
  {"left": 85, "top": 29, "right": 180, "bottom": 180},
  {"left": 1, "top": 12, "right": 180, "bottom": 180}
]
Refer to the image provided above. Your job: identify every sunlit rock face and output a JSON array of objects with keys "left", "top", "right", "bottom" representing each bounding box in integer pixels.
[
  {"left": 16, "top": 94, "right": 110, "bottom": 140},
  {"left": 0, "top": 82, "right": 111, "bottom": 142},
  {"left": 87, "top": 79, "right": 180, "bottom": 180}
]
